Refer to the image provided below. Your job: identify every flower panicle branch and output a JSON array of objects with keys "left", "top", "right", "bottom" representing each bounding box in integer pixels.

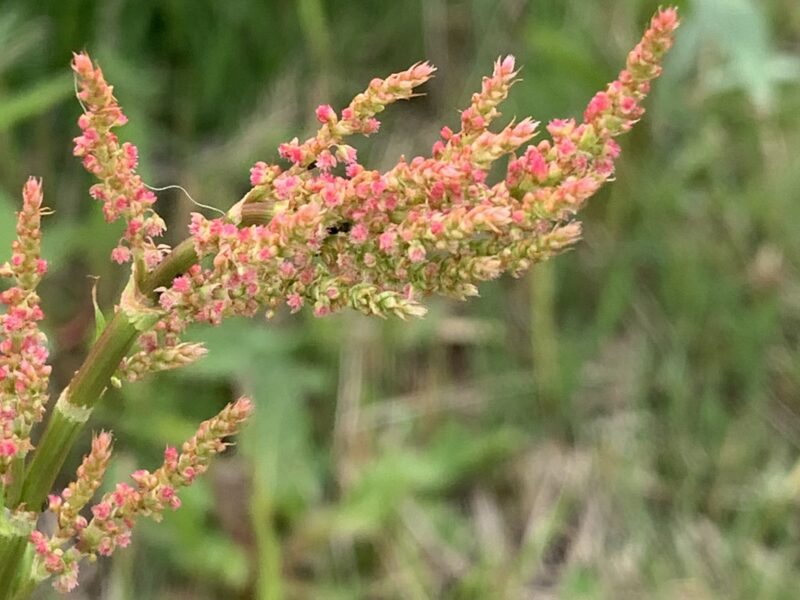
[
  {"left": 506, "top": 6, "right": 679, "bottom": 218},
  {"left": 0, "top": 178, "right": 52, "bottom": 484},
  {"left": 116, "top": 329, "right": 207, "bottom": 384},
  {"left": 48, "top": 432, "right": 112, "bottom": 538},
  {"left": 30, "top": 398, "right": 251, "bottom": 592},
  {"left": 71, "top": 53, "right": 167, "bottom": 271},
  {"left": 157, "top": 8, "right": 678, "bottom": 331},
  {"left": 28, "top": 431, "right": 111, "bottom": 593},
  {"left": 456, "top": 54, "right": 519, "bottom": 143},
  {"left": 79, "top": 397, "right": 252, "bottom": 553},
  {"left": 247, "top": 61, "right": 437, "bottom": 199}
]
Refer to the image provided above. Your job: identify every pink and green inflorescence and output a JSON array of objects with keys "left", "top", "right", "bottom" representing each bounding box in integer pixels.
[
  {"left": 0, "top": 8, "right": 678, "bottom": 594},
  {"left": 158, "top": 7, "right": 678, "bottom": 327}
]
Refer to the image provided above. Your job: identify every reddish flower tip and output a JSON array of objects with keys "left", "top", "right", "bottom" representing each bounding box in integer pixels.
[
  {"left": 110, "top": 246, "right": 132, "bottom": 264},
  {"left": 315, "top": 104, "right": 336, "bottom": 124},
  {"left": 410, "top": 61, "right": 437, "bottom": 81},
  {"left": 71, "top": 52, "right": 93, "bottom": 75},
  {"left": 500, "top": 55, "right": 516, "bottom": 76},
  {"left": 232, "top": 396, "right": 254, "bottom": 417},
  {"left": 653, "top": 7, "right": 679, "bottom": 32}
]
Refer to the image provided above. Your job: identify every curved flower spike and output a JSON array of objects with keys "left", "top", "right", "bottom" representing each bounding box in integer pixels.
[
  {"left": 71, "top": 53, "right": 167, "bottom": 271},
  {"left": 157, "top": 8, "right": 680, "bottom": 330},
  {"left": 0, "top": 179, "right": 52, "bottom": 484}
]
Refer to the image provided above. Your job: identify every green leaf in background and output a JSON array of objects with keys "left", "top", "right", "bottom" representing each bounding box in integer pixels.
[
  {"left": 0, "top": 189, "right": 19, "bottom": 260},
  {"left": 0, "top": 12, "right": 46, "bottom": 76},
  {"left": 142, "top": 482, "right": 250, "bottom": 591},
  {"left": 0, "top": 74, "right": 73, "bottom": 133},
  {"left": 182, "top": 318, "right": 328, "bottom": 600},
  {"left": 185, "top": 318, "right": 326, "bottom": 512},
  {"left": 672, "top": 0, "right": 800, "bottom": 112},
  {"left": 330, "top": 424, "right": 522, "bottom": 537}
]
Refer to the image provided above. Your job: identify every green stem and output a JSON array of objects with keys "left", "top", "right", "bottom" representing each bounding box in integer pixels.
[
  {"left": 530, "top": 262, "right": 563, "bottom": 426},
  {"left": 0, "top": 539, "right": 27, "bottom": 596},
  {"left": 251, "top": 482, "right": 282, "bottom": 600},
  {"left": 19, "top": 407, "right": 95, "bottom": 510},
  {"left": 4, "top": 458, "right": 24, "bottom": 507},
  {"left": 0, "top": 509, "right": 36, "bottom": 600},
  {"left": 10, "top": 575, "right": 37, "bottom": 600},
  {"left": 141, "top": 237, "right": 199, "bottom": 296}
]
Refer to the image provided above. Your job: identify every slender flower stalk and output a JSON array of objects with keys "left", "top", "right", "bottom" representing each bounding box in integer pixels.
[
  {"left": 29, "top": 400, "right": 251, "bottom": 592},
  {"left": 0, "top": 8, "right": 678, "bottom": 597},
  {"left": 0, "top": 179, "right": 51, "bottom": 488},
  {"left": 27, "top": 432, "right": 111, "bottom": 592},
  {"left": 116, "top": 330, "right": 207, "bottom": 384},
  {"left": 71, "top": 53, "right": 166, "bottom": 273}
]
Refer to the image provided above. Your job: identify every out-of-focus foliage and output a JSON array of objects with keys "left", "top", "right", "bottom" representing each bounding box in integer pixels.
[{"left": 1, "top": 0, "right": 799, "bottom": 598}]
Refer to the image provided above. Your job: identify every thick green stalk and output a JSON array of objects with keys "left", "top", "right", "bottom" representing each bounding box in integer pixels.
[
  {"left": 10, "top": 575, "right": 38, "bottom": 600},
  {"left": 0, "top": 539, "right": 26, "bottom": 597},
  {"left": 4, "top": 458, "right": 24, "bottom": 507},
  {"left": 0, "top": 509, "right": 36, "bottom": 599},
  {"left": 20, "top": 383, "right": 120, "bottom": 509}
]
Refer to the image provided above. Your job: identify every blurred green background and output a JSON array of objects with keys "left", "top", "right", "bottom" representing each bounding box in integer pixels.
[{"left": 2, "top": 0, "right": 800, "bottom": 598}]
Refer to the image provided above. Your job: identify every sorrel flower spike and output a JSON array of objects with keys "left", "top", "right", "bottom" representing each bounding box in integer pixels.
[
  {"left": 157, "top": 8, "right": 679, "bottom": 328},
  {"left": 0, "top": 179, "right": 51, "bottom": 487},
  {"left": 28, "top": 399, "right": 252, "bottom": 592},
  {"left": 72, "top": 53, "right": 167, "bottom": 274},
  {"left": 0, "top": 8, "right": 677, "bottom": 597}
]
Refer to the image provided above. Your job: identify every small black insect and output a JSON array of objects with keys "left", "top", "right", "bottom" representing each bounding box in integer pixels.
[{"left": 327, "top": 220, "right": 353, "bottom": 235}]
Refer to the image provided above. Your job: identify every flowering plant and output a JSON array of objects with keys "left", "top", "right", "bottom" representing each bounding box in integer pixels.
[{"left": 0, "top": 8, "right": 677, "bottom": 596}]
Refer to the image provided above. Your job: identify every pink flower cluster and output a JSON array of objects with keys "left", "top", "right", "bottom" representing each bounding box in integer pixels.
[
  {"left": 262, "top": 61, "right": 436, "bottom": 176},
  {"left": 0, "top": 178, "right": 52, "bottom": 483},
  {"left": 117, "top": 328, "right": 207, "bottom": 384},
  {"left": 12, "top": 8, "right": 678, "bottom": 594},
  {"left": 30, "top": 398, "right": 252, "bottom": 592},
  {"left": 156, "top": 9, "right": 678, "bottom": 330},
  {"left": 71, "top": 53, "right": 166, "bottom": 270}
]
